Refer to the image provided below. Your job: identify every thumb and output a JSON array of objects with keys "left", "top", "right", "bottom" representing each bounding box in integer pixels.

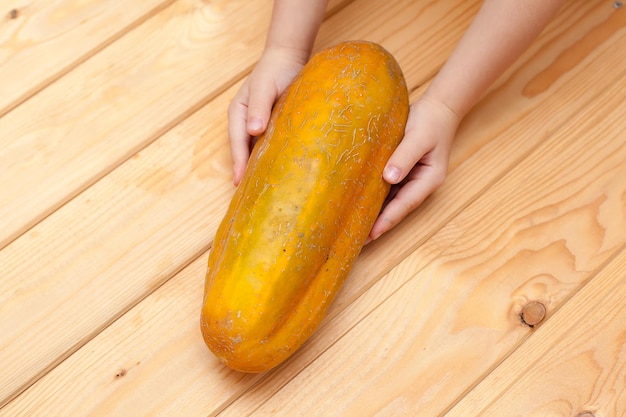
[
  {"left": 382, "top": 128, "right": 433, "bottom": 185},
  {"left": 246, "top": 80, "right": 278, "bottom": 137}
]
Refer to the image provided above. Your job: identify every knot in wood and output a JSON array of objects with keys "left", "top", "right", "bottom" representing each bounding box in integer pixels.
[
  {"left": 577, "top": 412, "right": 595, "bottom": 417},
  {"left": 520, "top": 301, "right": 546, "bottom": 327},
  {"left": 9, "top": 9, "right": 19, "bottom": 19}
]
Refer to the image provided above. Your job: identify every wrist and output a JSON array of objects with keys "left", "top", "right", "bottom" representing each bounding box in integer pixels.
[
  {"left": 262, "top": 43, "right": 312, "bottom": 67},
  {"left": 419, "top": 86, "right": 463, "bottom": 128}
]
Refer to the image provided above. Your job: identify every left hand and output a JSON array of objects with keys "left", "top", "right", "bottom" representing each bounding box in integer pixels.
[{"left": 368, "top": 93, "right": 460, "bottom": 242}]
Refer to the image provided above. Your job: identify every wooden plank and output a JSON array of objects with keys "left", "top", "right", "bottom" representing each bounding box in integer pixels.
[
  {"left": 0, "top": 0, "right": 174, "bottom": 117},
  {"left": 2, "top": 1, "right": 623, "bottom": 415},
  {"left": 0, "top": 0, "right": 478, "bottom": 407},
  {"left": 444, "top": 247, "right": 626, "bottom": 417},
  {"left": 0, "top": 0, "right": 268, "bottom": 250},
  {"left": 231, "top": 49, "right": 626, "bottom": 417},
  {"left": 0, "top": 85, "right": 235, "bottom": 408},
  {"left": 0, "top": 254, "right": 255, "bottom": 417},
  {"left": 0, "top": 80, "right": 237, "bottom": 409}
]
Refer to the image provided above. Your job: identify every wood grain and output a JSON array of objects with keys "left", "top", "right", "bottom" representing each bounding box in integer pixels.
[
  {"left": 0, "top": 254, "right": 261, "bottom": 417},
  {"left": 0, "top": 0, "right": 173, "bottom": 117},
  {"left": 0, "top": 0, "right": 482, "bottom": 408},
  {"left": 445, "top": 247, "right": 626, "bottom": 417},
  {"left": 0, "top": 0, "right": 274, "bottom": 250},
  {"left": 0, "top": 83, "right": 237, "bottom": 407},
  {"left": 2, "top": 0, "right": 624, "bottom": 415}
]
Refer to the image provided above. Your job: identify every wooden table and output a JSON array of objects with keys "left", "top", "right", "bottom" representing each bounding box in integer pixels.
[{"left": 1, "top": 0, "right": 624, "bottom": 415}]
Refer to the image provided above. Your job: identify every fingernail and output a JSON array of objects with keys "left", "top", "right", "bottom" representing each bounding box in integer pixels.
[
  {"left": 248, "top": 117, "right": 263, "bottom": 133},
  {"left": 383, "top": 165, "right": 401, "bottom": 183}
]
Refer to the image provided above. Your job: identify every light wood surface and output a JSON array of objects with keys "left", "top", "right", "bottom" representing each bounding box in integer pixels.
[
  {"left": 0, "top": 0, "right": 174, "bottom": 117},
  {"left": 1, "top": 0, "right": 624, "bottom": 416}
]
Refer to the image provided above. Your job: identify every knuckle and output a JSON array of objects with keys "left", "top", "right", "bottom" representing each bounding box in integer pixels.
[
  {"left": 432, "top": 173, "right": 445, "bottom": 188},
  {"left": 432, "top": 169, "right": 447, "bottom": 188},
  {"left": 227, "top": 100, "right": 240, "bottom": 117},
  {"left": 394, "top": 198, "right": 416, "bottom": 219}
]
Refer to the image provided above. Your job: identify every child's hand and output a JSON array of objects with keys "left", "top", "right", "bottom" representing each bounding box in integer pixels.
[
  {"left": 228, "top": 48, "right": 307, "bottom": 185},
  {"left": 368, "top": 94, "right": 460, "bottom": 242}
]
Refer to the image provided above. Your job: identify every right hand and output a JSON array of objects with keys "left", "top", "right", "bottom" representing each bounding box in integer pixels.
[{"left": 228, "top": 47, "right": 308, "bottom": 185}]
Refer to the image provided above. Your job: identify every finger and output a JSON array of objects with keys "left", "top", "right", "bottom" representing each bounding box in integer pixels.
[
  {"left": 246, "top": 80, "right": 277, "bottom": 136},
  {"left": 370, "top": 164, "right": 446, "bottom": 240},
  {"left": 228, "top": 90, "right": 252, "bottom": 186}
]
